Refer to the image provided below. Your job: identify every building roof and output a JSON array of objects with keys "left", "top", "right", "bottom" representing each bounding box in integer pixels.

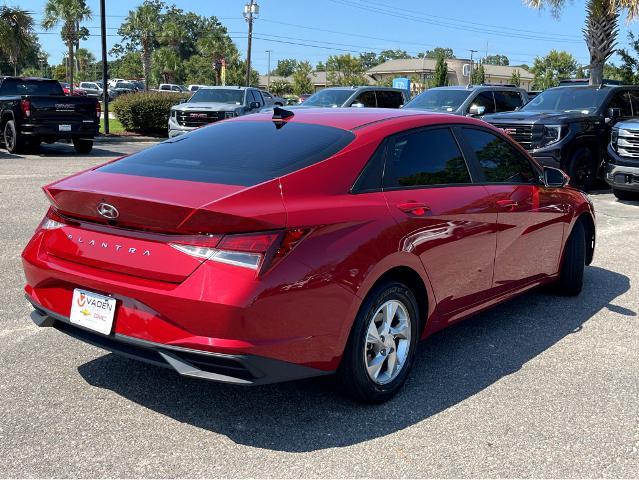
[
  {"left": 259, "top": 70, "right": 376, "bottom": 87},
  {"left": 366, "top": 58, "right": 533, "bottom": 79}
]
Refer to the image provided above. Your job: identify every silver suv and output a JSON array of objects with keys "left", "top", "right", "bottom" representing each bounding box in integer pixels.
[{"left": 168, "top": 86, "right": 266, "bottom": 138}]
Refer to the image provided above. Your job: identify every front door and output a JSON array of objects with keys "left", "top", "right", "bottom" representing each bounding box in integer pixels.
[{"left": 381, "top": 126, "right": 498, "bottom": 315}]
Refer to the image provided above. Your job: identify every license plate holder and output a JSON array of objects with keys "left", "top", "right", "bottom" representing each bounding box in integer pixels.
[{"left": 69, "top": 289, "right": 116, "bottom": 335}]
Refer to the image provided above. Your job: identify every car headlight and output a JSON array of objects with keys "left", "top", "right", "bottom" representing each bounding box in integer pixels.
[
  {"left": 611, "top": 128, "right": 619, "bottom": 150},
  {"left": 538, "top": 125, "right": 564, "bottom": 148}
]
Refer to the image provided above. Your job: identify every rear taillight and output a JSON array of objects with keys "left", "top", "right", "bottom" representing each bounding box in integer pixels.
[
  {"left": 38, "top": 208, "right": 66, "bottom": 230},
  {"left": 20, "top": 99, "right": 30, "bottom": 117},
  {"left": 96, "top": 101, "right": 101, "bottom": 119},
  {"left": 170, "top": 228, "right": 311, "bottom": 272}
]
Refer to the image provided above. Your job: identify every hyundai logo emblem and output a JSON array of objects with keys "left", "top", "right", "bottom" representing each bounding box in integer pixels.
[{"left": 97, "top": 202, "right": 119, "bottom": 219}]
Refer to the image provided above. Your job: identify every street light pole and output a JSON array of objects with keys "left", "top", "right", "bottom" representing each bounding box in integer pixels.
[
  {"left": 243, "top": 0, "right": 259, "bottom": 87},
  {"left": 469, "top": 49, "right": 478, "bottom": 84},
  {"left": 266, "top": 49, "right": 272, "bottom": 89},
  {"left": 100, "top": 0, "right": 109, "bottom": 134}
]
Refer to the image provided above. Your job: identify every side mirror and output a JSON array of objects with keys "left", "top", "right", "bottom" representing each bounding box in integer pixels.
[
  {"left": 351, "top": 102, "right": 365, "bottom": 108},
  {"left": 467, "top": 104, "right": 486, "bottom": 117},
  {"left": 249, "top": 101, "right": 261, "bottom": 109},
  {"left": 543, "top": 167, "right": 569, "bottom": 188}
]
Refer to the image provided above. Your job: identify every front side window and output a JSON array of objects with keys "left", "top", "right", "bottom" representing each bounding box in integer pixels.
[
  {"left": 468, "top": 91, "right": 495, "bottom": 114},
  {"left": 353, "top": 91, "right": 376, "bottom": 107},
  {"left": 607, "top": 91, "right": 632, "bottom": 117},
  {"left": 303, "top": 89, "right": 353, "bottom": 107},
  {"left": 494, "top": 91, "right": 523, "bottom": 112},
  {"left": 403, "top": 89, "right": 472, "bottom": 112},
  {"left": 463, "top": 128, "right": 537, "bottom": 184},
  {"left": 383, "top": 128, "right": 472, "bottom": 188}
]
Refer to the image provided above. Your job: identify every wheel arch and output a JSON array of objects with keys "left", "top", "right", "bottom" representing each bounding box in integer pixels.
[{"left": 576, "top": 211, "right": 596, "bottom": 265}]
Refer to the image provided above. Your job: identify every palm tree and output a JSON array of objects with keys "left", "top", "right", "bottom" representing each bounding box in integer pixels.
[
  {"left": 118, "top": 2, "right": 162, "bottom": 91},
  {"left": 0, "top": 7, "right": 35, "bottom": 76},
  {"left": 41, "top": 0, "right": 91, "bottom": 93},
  {"left": 526, "top": 0, "right": 639, "bottom": 85},
  {"left": 75, "top": 47, "right": 95, "bottom": 81},
  {"left": 152, "top": 47, "right": 180, "bottom": 84}
]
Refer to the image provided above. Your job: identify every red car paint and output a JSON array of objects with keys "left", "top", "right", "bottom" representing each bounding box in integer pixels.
[{"left": 22, "top": 108, "right": 595, "bottom": 381}]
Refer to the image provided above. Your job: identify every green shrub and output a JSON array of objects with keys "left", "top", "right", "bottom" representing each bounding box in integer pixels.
[{"left": 111, "top": 92, "right": 189, "bottom": 136}]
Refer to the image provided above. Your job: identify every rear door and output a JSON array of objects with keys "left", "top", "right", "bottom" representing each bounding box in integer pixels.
[
  {"left": 458, "top": 126, "right": 568, "bottom": 291},
  {"left": 381, "top": 126, "right": 498, "bottom": 314}
]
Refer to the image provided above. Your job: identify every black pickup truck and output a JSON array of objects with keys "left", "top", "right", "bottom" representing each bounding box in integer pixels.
[
  {"left": 484, "top": 84, "right": 639, "bottom": 190},
  {"left": 0, "top": 77, "right": 100, "bottom": 154}
]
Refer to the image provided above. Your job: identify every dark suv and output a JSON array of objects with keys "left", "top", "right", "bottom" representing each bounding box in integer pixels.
[
  {"left": 606, "top": 119, "right": 639, "bottom": 200},
  {"left": 403, "top": 85, "right": 529, "bottom": 117},
  {"left": 484, "top": 84, "right": 639, "bottom": 190}
]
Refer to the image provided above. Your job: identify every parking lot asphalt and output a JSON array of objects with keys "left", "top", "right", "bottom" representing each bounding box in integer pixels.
[{"left": 0, "top": 142, "right": 638, "bottom": 478}]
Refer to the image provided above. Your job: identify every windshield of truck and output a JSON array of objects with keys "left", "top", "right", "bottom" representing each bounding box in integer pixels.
[
  {"left": 522, "top": 87, "right": 605, "bottom": 113},
  {"left": 189, "top": 88, "right": 245, "bottom": 104},
  {"left": 404, "top": 89, "right": 472, "bottom": 112}
]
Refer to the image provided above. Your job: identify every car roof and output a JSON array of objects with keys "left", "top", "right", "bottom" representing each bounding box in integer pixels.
[
  {"left": 545, "top": 84, "right": 639, "bottom": 91},
  {"left": 428, "top": 85, "right": 523, "bottom": 91},
  {"left": 237, "top": 107, "right": 471, "bottom": 131},
  {"left": 198, "top": 85, "right": 250, "bottom": 90}
]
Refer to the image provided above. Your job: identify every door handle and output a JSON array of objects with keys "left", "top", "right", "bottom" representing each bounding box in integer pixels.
[
  {"left": 496, "top": 199, "right": 519, "bottom": 210},
  {"left": 397, "top": 202, "right": 431, "bottom": 216}
]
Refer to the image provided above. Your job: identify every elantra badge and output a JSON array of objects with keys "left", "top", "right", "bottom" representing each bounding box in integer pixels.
[{"left": 97, "top": 202, "right": 119, "bottom": 219}]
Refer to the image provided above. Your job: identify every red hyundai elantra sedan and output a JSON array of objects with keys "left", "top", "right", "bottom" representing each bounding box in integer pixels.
[{"left": 22, "top": 108, "right": 595, "bottom": 403}]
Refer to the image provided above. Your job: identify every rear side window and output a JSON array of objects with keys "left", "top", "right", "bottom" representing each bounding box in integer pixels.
[
  {"left": 377, "top": 91, "right": 405, "bottom": 108},
  {"left": 99, "top": 121, "right": 355, "bottom": 186},
  {"left": 0, "top": 79, "right": 64, "bottom": 96},
  {"left": 494, "top": 91, "right": 523, "bottom": 112},
  {"left": 462, "top": 128, "right": 537, "bottom": 184},
  {"left": 383, "top": 128, "right": 472, "bottom": 188}
]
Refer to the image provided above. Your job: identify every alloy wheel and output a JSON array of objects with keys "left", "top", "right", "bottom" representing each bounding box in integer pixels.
[
  {"left": 364, "top": 299, "right": 412, "bottom": 385},
  {"left": 4, "top": 123, "right": 14, "bottom": 151}
]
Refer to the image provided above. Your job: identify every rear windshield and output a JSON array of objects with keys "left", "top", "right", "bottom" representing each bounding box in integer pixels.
[
  {"left": 99, "top": 121, "right": 355, "bottom": 186},
  {"left": 0, "top": 78, "right": 64, "bottom": 96}
]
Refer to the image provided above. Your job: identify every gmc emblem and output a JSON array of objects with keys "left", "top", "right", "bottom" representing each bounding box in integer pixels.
[{"left": 189, "top": 113, "right": 208, "bottom": 118}]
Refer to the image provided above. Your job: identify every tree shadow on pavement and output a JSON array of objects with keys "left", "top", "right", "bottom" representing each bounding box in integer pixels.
[{"left": 78, "top": 266, "right": 632, "bottom": 452}]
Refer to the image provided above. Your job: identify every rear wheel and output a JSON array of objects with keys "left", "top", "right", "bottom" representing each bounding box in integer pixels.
[
  {"left": 338, "top": 280, "right": 419, "bottom": 403},
  {"left": 73, "top": 138, "right": 93, "bottom": 154},
  {"left": 555, "top": 220, "right": 586, "bottom": 296},
  {"left": 567, "top": 146, "right": 597, "bottom": 191},
  {"left": 4, "top": 120, "right": 24, "bottom": 154},
  {"left": 613, "top": 188, "right": 639, "bottom": 201}
]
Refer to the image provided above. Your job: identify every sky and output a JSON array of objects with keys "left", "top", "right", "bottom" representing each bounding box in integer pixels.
[{"left": 20, "top": 0, "right": 637, "bottom": 74}]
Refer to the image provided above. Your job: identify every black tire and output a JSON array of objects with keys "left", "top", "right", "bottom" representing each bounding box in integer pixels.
[
  {"left": 4, "top": 120, "right": 24, "bottom": 154},
  {"left": 555, "top": 220, "right": 586, "bottom": 296},
  {"left": 613, "top": 188, "right": 639, "bottom": 201},
  {"left": 567, "top": 146, "right": 597, "bottom": 191},
  {"left": 338, "top": 280, "right": 420, "bottom": 403},
  {"left": 73, "top": 138, "right": 93, "bottom": 154}
]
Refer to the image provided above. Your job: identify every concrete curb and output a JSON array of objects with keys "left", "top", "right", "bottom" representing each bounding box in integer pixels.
[{"left": 94, "top": 135, "right": 162, "bottom": 143}]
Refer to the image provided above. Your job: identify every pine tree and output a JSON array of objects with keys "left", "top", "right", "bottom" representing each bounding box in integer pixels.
[{"left": 432, "top": 52, "right": 448, "bottom": 87}]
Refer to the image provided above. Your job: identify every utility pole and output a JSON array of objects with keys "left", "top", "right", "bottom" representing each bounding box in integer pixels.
[
  {"left": 100, "top": 0, "right": 109, "bottom": 134},
  {"left": 266, "top": 49, "right": 272, "bottom": 89},
  {"left": 243, "top": 0, "right": 259, "bottom": 87},
  {"left": 469, "top": 49, "right": 478, "bottom": 83}
]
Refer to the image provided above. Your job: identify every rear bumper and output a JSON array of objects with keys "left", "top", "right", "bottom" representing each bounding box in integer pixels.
[
  {"left": 28, "top": 298, "right": 331, "bottom": 385},
  {"left": 20, "top": 122, "right": 99, "bottom": 139}
]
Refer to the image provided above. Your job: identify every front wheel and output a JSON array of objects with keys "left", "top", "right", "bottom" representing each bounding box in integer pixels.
[
  {"left": 338, "top": 280, "right": 419, "bottom": 403},
  {"left": 73, "top": 138, "right": 93, "bottom": 154},
  {"left": 554, "top": 220, "right": 586, "bottom": 296},
  {"left": 567, "top": 147, "right": 597, "bottom": 191}
]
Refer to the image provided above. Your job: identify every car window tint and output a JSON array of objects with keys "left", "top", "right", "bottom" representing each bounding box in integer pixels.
[
  {"left": 352, "top": 142, "right": 386, "bottom": 193},
  {"left": 494, "top": 91, "right": 523, "bottom": 112},
  {"left": 99, "top": 122, "right": 355, "bottom": 186},
  {"left": 608, "top": 91, "right": 632, "bottom": 116},
  {"left": 468, "top": 91, "right": 495, "bottom": 114},
  {"left": 0, "top": 79, "right": 64, "bottom": 96},
  {"left": 383, "top": 128, "right": 472, "bottom": 188},
  {"left": 463, "top": 128, "right": 537, "bottom": 184},
  {"left": 377, "top": 91, "right": 404, "bottom": 108},
  {"left": 354, "top": 91, "right": 376, "bottom": 107}
]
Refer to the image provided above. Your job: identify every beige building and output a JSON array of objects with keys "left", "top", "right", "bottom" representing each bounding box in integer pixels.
[
  {"left": 366, "top": 58, "right": 534, "bottom": 92},
  {"left": 258, "top": 58, "right": 533, "bottom": 94}
]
